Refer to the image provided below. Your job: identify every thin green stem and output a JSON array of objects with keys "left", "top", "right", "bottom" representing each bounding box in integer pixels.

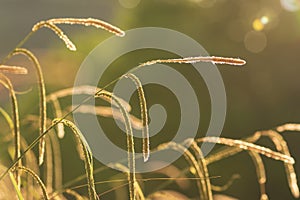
[
  {"left": 0, "top": 74, "right": 21, "bottom": 189},
  {"left": 124, "top": 73, "right": 149, "bottom": 162},
  {"left": 95, "top": 91, "right": 136, "bottom": 200},
  {"left": 12, "top": 48, "right": 47, "bottom": 166},
  {"left": 0, "top": 31, "right": 34, "bottom": 64}
]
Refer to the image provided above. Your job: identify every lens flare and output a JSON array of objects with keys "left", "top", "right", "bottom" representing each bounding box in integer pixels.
[
  {"left": 252, "top": 16, "right": 269, "bottom": 31},
  {"left": 280, "top": 0, "right": 300, "bottom": 12},
  {"left": 244, "top": 31, "right": 267, "bottom": 53}
]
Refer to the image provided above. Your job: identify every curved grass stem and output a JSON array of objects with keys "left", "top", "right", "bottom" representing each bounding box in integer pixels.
[
  {"left": 14, "top": 166, "right": 49, "bottom": 200},
  {"left": 12, "top": 48, "right": 47, "bottom": 166},
  {"left": 124, "top": 73, "right": 149, "bottom": 162},
  {"left": 52, "top": 118, "right": 98, "bottom": 200},
  {"left": 95, "top": 91, "right": 136, "bottom": 200},
  {"left": 0, "top": 73, "right": 22, "bottom": 189},
  {"left": 197, "top": 137, "right": 294, "bottom": 164},
  {"left": 108, "top": 163, "right": 145, "bottom": 200},
  {"left": 156, "top": 141, "right": 207, "bottom": 199},
  {"left": 183, "top": 138, "right": 213, "bottom": 200}
]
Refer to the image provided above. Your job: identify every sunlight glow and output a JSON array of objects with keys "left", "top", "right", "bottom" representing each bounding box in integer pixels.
[
  {"left": 280, "top": 0, "right": 300, "bottom": 12},
  {"left": 252, "top": 16, "right": 269, "bottom": 31}
]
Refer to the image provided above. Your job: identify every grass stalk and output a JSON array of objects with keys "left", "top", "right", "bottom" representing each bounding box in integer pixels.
[
  {"left": 9, "top": 171, "right": 24, "bottom": 200},
  {"left": 183, "top": 138, "right": 213, "bottom": 200},
  {"left": 124, "top": 73, "right": 150, "bottom": 162},
  {"left": 14, "top": 166, "right": 49, "bottom": 200},
  {"left": 261, "top": 129, "right": 299, "bottom": 198},
  {"left": 52, "top": 118, "right": 98, "bottom": 200},
  {"left": 95, "top": 91, "right": 136, "bottom": 200},
  {"left": 44, "top": 135, "right": 53, "bottom": 193},
  {"left": 156, "top": 141, "right": 207, "bottom": 199},
  {"left": 196, "top": 137, "right": 294, "bottom": 164},
  {"left": 108, "top": 163, "right": 145, "bottom": 200},
  {"left": 0, "top": 73, "right": 22, "bottom": 188},
  {"left": 48, "top": 131, "right": 63, "bottom": 191},
  {"left": 206, "top": 130, "right": 299, "bottom": 198},
  {"left": 12, "top": 48, "right": 47, "bottom": 166},
  {"left": 248, "top": 151, "right": 268, "bottom": 200},
  {"left": 50, "top": 98, "right": 65, "bottom": 138}
]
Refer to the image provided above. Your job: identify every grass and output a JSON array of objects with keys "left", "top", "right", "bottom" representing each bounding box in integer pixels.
[{"left": 0, "top": 17, "right": 298, "bottom": 200}]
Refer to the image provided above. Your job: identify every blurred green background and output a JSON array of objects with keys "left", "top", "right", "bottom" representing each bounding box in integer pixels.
[{"left": 1, "top": 0, "right": 300, "bottom": 199}]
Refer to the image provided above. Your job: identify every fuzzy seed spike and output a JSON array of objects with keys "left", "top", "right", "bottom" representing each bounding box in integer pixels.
[
  {"left": 0, "top": 65, "right": 28, "bottom": 74},
  {"left": 124, "top": 73, "right": 150, "bottom": 162},
  {"left": 47, "top": 18, "right": 125, "bottom": 37}
]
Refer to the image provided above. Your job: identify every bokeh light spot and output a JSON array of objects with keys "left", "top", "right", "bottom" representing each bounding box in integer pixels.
[
  {"left": 252, "top": 16, "right": 269, "bottom": 31},
  {"left": 280, "top": 0, "right": 300, "bottom": 12},
  {"left": 261, "top": 16, "right": 269, "bottom": 24},
  {"left": 253, "top": 19, "right": 264, "bottom": 31},
  {"left": 244, "top": 31, "right": 267, "bottom": 53},
  {"left": 119, "top": 0, "right": 141, "bottom": 9}
]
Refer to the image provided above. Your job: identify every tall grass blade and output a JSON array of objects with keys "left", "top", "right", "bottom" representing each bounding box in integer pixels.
[
  {"left": 44, "top": 135, "right": 53, "bottom": 193},
  {"left": 183, "top": 138, "right": 213, "bottom": 199},
  {"left": 12, "top": 48, "right": 47, "bottom": 166},
  {"left": 48, "top": 131, "right": 63, "bottom": 191},
  {"left": 248, "top": 152, "right": 268, "bottom": 200},
  {"left": 156, "top": 141, "right": 207, "bottom": 199},
  {"left": 108, "top": 163, "right": 145, "bottom": 200},
  {"left": 261, "top": 129, "right": 300, "bottom": 198},
  {"left": 52, "top": 118, "right": 98, "bottom": 200},
  {"left": 50, "top": 98, "right": 65, "bottom": 138},
  {"left": 95, "top": 91, "right": 136, "bottom": 200},
  {"left": 124, "top": 73, "right": 150, "bottom": 162},
  {"left": 205, "top": 129, "right": 299, "bottom": 198},
  {"left": 0, "top": 106, "right": 14, "bottom": 130},
  {"left": 14, "top": 166, "right": 49, "bottom": 200},
  {"left": 0, "top": 73, "right": 22, "bottom": 188},
  {"left": 20, "top": 136, "right": 39, "bottom": 200},
  {"left": 9, "top": 171, "right": 24, "bottom": 200}
]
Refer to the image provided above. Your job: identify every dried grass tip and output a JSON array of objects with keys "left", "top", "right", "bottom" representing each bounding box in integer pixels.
[
  {"left": 0, "top": 65, "right": 28, "bottom": 74},
  {"left": 140, "top": 56, "right": 246, "bottom": 67},
  {"left": 47, "top": 18, "right": 125, "bottom": 37},
  {"left": 178, "top": 56, "right": 246, "bottom": 66},
  {"left": 197, "top": 137, "right": 295, "bottom": 164},
  {"left": 276, "top": 123, "right": 300, "bottom": 132},
  {"left": 33, "top": 18, "right": 125, "bottom": 37}
]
